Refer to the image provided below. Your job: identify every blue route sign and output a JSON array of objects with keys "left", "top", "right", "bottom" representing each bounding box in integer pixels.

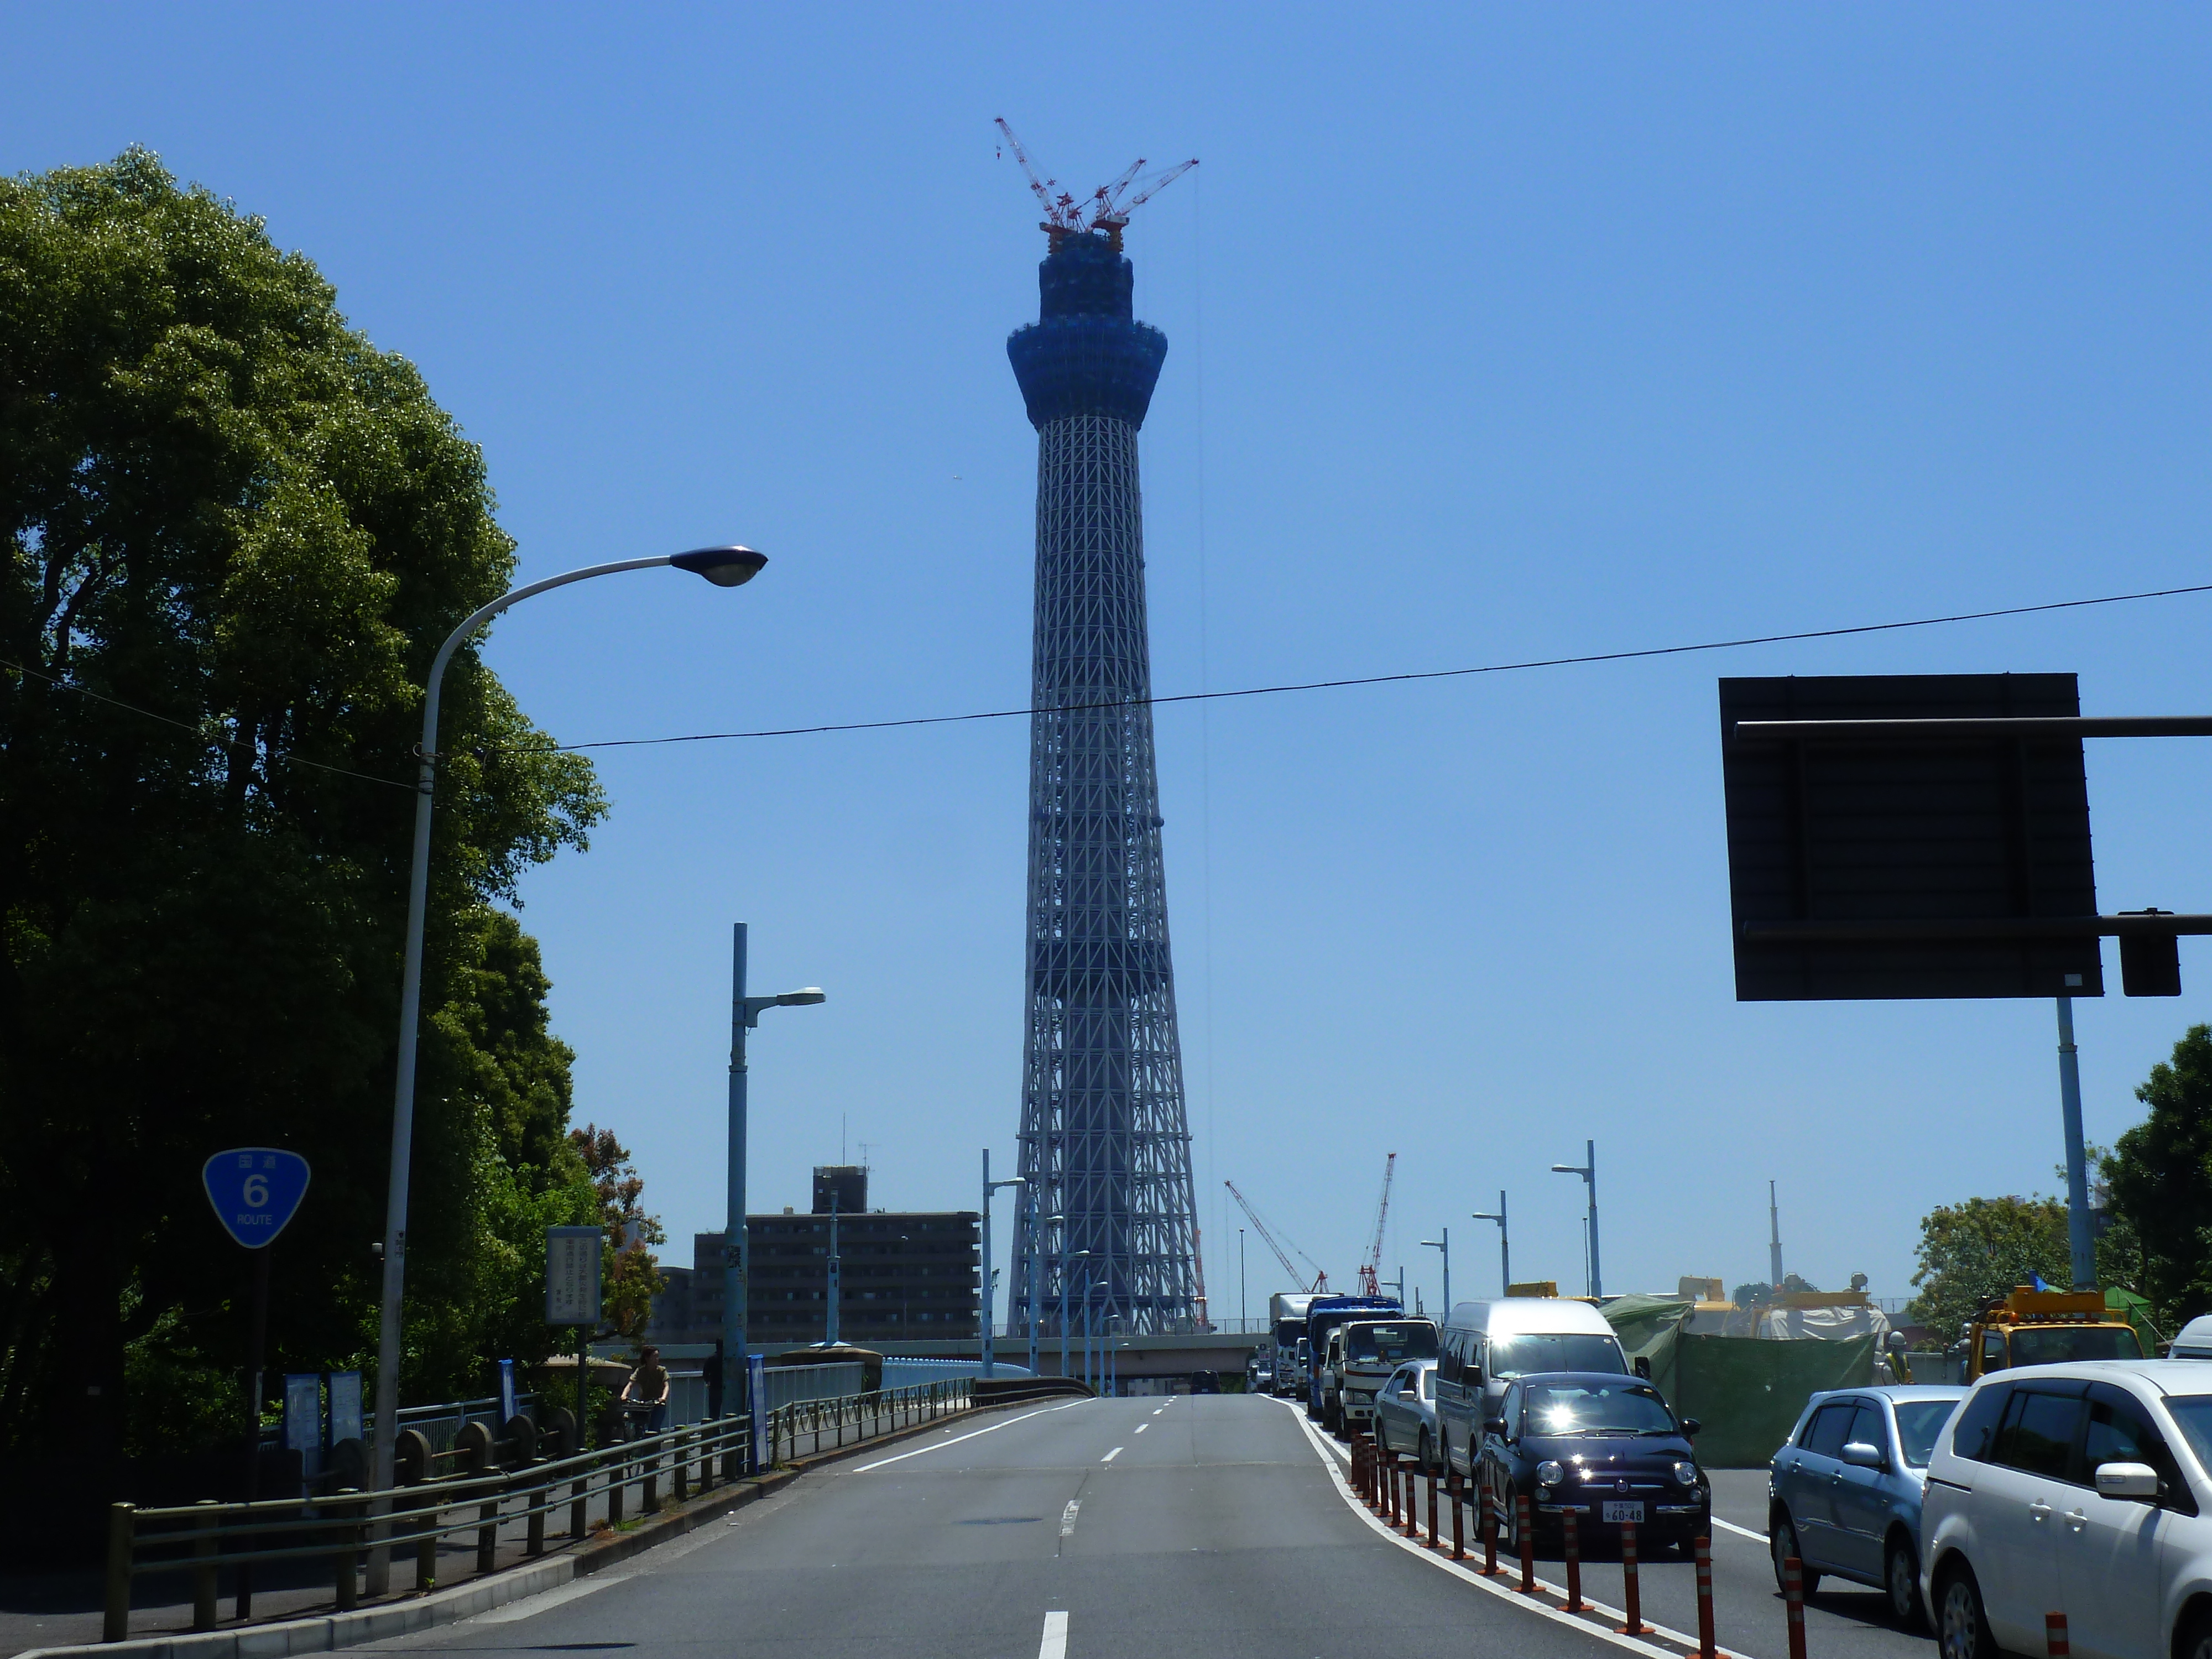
[{"left": 202, "top": 1149, "right": 311, "bottom": 1250}]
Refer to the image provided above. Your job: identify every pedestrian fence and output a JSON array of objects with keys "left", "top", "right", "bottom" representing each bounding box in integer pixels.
[{"left": 102, "top": 1378, "right": 973, "bottom": 1644}]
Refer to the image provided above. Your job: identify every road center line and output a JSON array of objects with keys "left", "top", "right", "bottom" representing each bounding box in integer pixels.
[
  {"left": 1040, "top": 1610, "right": 1069, "bottom": 1659},
  {"left": 853, "top": 1401, "right": 1082, "bottom": 1471},
  {"left": 1134, "top": 1422, "right": 1149, "bottom": 1433},
  {"left": 1712, "top": 1516, "right": 1767, "bottom": 1544},
  {"left": 1060, "top": 1499, "right": 1080, "bottom": 1537},
  {"left": 1102, "top": 1446, "right": 1123, "bottom": 1462}
]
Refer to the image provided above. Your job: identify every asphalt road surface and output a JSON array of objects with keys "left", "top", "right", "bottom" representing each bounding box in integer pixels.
[{"left": 365, "top": 1395, "right": 1940, "bottom": 1659}]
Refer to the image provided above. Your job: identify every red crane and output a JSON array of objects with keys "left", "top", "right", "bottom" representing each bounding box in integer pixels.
[
  {"left": 1224, "top": 1180, "right": 1328, "bottom": 1293},
  {"left": 1357, "top": 1152, "right": 1397, "bottom": 1298},
  {"left": 995, "top": 117, "right": 1198, "bottom": 250}
]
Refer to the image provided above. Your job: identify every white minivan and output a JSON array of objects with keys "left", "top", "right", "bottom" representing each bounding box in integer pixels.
[
  {"left": 1921, "top": 1359, "right": 2212, "bottom": 1659},
  {"left": 1433, "top": 1297, "right": 1630, "bottom": 1478}
]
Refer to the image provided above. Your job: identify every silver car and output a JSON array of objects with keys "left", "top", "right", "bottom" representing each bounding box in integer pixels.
[
  {"left": 1768, "top": 1384, "right": 1966, "bottom": 1625},
  {"left": 1371, "top": 1360, "right": 1441, "bottom": 1469}
]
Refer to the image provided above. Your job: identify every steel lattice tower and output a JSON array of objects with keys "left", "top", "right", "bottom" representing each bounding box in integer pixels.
[{"left": 1008, "top": 229, "right": 1206, "bottom": 1338}]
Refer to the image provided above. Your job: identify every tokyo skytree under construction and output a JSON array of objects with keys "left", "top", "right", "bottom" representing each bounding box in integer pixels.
[{"left": 998, "top": 124, "right": 1207, "bottom": 1335}]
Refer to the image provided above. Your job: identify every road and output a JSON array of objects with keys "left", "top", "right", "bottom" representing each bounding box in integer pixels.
[{"left": 365, "top": 1395, "right": 1938, "bottom": 1659}]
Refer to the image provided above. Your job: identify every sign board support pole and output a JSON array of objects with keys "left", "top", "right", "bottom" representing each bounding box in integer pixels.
[
  {"left": 576, "top": 1326, "right": 588, "bottom": 1448},
  {"left": 2056, "top": 997, "right": 2096, "bottom": 1289},
  {"left": 237, "top": 1245, "right": 270, "bottom": 1615}
]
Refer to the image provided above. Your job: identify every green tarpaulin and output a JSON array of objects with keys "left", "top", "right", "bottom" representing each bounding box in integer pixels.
[{"left": 1602, "top": 1294, "right": 1876, "bottom": 1468}]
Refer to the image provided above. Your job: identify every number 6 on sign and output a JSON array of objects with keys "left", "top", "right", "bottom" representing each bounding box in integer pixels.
[{"left": 203, "top": 1149, "right": 311, "bottom": 1249}]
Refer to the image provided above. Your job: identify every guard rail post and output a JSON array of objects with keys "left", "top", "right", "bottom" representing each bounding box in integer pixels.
[
  {"left": 190, "top": 1500, "right": 219, "bottom": 1631},
  {"left": 1620, "top": 1520, "right": 1645, "bottom": 1636},
  {"left": 607, "top": 1448, "right": 625, "bottom": 1528},
  {"left": 1782, "top": 1556, "right": 1807, "bottom": 1659},
  {"left": 333, "top": 1489, "right": 362, "bottom": 1613},
  {"left": 476, "top": 1485, "right": 499, "bottom": 1574},
  {"left": 526, "top": 1465, "right": 547, "bottom": 1558},
  {"left": 674, "top": 1427, "right": 690, "bottom": 1504},
  {"left": 643, "top": 1433, "right": 661, "bottom": 1516},
  {"left": 1426, "top": 1467, "right": 1439, "bottom": 1550},
  {"left": 1515, "top": 1493, "right": 1535, "bottom": 1593},
  {"left": 103, "top": 1502, "right": 134, "bottom": 1643},
  {"left": 569, "top": 1469, "right": 588, "bottom": 1540},
  {"left": 1563, "top": 1509, "right": 1582, "bottom": 1612},
  {"left": 416, "top": 1505, "right": 439, "bottom": 1594},
  {"left": 1694, "top": 1536, "right": 1717, "bottom": 1658}
]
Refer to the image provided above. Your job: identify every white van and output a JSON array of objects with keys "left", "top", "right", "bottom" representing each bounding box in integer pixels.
[
  {"left": 1433, "top": 1297, "right": 1630, "bottom": 1477},
  {"left": 2172, "top": 1316, "right": 2212, "bottom": 1360}
]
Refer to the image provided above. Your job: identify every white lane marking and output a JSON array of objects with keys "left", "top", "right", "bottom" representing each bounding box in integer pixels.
[
  {"left": 472, "top": 1573, "right": 630, "bottom": 1623},
  {"left": 853, "top": 1401, "right": 1083, "bottom": 1471},
  {"left": 1134, "top": 1422, "right": 1149, "bottom": 1433},
  {"left": 1267, "top": 1398, "right": 1747, "bottom": 1659},
  {"left": 1713, "top": 1516, "right": 1767, "bottom": 1544},
  {"left": 1040, "top": 1610, "right": 1069, "bottom": 1659},
  {"left": 1152, "top": 1407, "right": 1165, "bottom": 1416},
  {"left": 1061, "top": 1499, "right": 1081, "bottom": 1537},
  {"left": 1102, "top": 1446, "right": 1123, "bottom": 1462}
]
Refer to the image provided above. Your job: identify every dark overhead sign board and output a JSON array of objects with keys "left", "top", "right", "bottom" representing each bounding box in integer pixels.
[{"left": 1720, "top": 673, "right": 2103, "bottom": 1001}]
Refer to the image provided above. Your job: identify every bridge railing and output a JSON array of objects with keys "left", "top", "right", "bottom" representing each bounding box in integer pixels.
[{"left": 103, "top": 1379, "right": 973, "bottom": 1642}]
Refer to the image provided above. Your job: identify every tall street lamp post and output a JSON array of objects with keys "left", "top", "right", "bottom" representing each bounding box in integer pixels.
[
  {"left": 1420, "top": 1228, "right": 1449, "bottom": 1318},
  {"left": 980, "top": 1153, "right": 1027, "bottom": 1376},
  {"left": 1084, "top": 1282, "right": 1110, "bottom": 1394},
  {"left": 1060, "top": 1249, "right": 1090, "bottom": 1382},
  {"left": 1552, "top": 1141, "right": 1601, "bottom": 1299},
  {"left": 726, "top": 923, "right": 825, "bottom": 1438},
  {"left": 366, "top": 545, "right": 766, "bottom": 1594},
  {"left": 1030, "top": 1209, "right": 1060, "bottom": 1377},
  {"left": 1471, "top": 1193, "right": 1510, "bottom": 1297}
]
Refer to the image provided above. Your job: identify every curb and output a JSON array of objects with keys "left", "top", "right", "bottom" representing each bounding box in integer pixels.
[{"left": 25, "top": 1404, "right": 995, "bottom": 1659}]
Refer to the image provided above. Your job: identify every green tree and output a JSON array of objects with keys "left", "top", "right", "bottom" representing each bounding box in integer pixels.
[
  {"left": 571, "top": 1125, "right": 666, "bottom": 1342},
  {"left": 2099, "top": 1024, "right": 2212, "bottom": 1332},
  {"left": 1905, "top": 1196, "right": 2072, "bottom": 1339},
  {"left": 0, "top": 150, "right": 606, "bottom": 1508}
]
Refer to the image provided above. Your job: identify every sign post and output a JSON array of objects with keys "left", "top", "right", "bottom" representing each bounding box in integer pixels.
[
  {"left": 546, "top": 1226, "right": 603, "bottom": 1449},
  {"left": 201, "top": 1147, "right": 310, "bottom": 1616}
]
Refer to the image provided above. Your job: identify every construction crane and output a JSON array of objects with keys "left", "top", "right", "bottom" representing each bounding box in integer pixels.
[
  {"left": 1357, "top": 1152, "right": 1397, "bottom": 1298},
  {"left": 995, "top": 117, "right": 1198, "bottom": 251},
  {"left": 1224, "top": 1180, "right": 1328, "bottom": 1293}
]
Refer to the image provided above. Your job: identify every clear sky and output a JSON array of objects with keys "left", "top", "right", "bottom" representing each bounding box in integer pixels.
[{"left": 12, "top": 4, "right": 2211, "bottom": 1321}]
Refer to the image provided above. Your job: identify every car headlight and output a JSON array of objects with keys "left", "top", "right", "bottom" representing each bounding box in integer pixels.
[
  {"left": 1673, "top": 1460, "right": 1699, "bottom": 1487},
  {"left": 1537, "top": 1460, "right": 1565, "bottom": 1488}
]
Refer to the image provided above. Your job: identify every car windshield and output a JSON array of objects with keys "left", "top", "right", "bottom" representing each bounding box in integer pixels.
[
  {"left": 1893, "top": 1400, "right": 1960, "bottom": 1468},
  {"left": 1522, "top": 1382, "right": 1676, "bottom": 1436},
  {"left": 2010, "top": 1327, "right": 2145, "bottom": 1365},
  {"left": 1491, "top": 1334, "right": 1626, "bottom": 1377},
  {"left": 2165, "top": 1397, "right": 2212, "bottom": 1471},
  {"left": 1348, "top": 1324, "right": 1438, "bottom": 1362}
]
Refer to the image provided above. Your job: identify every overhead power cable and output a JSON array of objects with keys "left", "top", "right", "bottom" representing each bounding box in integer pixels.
[{"left": 550, "top": 577, "right": 2212, "bottom": 753}]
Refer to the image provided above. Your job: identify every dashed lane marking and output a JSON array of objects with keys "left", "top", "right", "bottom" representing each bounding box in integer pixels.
[
  {"left": 1061, "top": 1499, "right": 1081, "bottom": 1537},
  {"left": 1102, "top": 1446, "right": 1123, "bottom": 1462},
  {"left": 1039, "top": 1610, "right": 1069, "bottom": 1659},
  {"left": 853, "top": 1401, "right": 1083, "bottom": 1472},
  {"left": 1135, "top": 1422, "right": 1149, "bottom": 1433}
]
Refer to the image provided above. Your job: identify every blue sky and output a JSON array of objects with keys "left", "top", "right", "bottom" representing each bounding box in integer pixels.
[{"left": 12, "top": 5, "right": 2212, "bottom": 1320}]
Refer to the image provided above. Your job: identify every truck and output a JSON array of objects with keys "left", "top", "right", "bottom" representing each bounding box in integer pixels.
[
  {"left": 1333, "top": 1316, "right": 1439, "bottom": 1438},
  {"left": 1268, "top": 1292, "right": 1317, "bottom": 1397},
  {"left": 1961, "top": 1286, "right": 2145, "bottom": 1381},
  {"left": 1305, "top": 1293, "right": 1403, "bottom": 1429}
]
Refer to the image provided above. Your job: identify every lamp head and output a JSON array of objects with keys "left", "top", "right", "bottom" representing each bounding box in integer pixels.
[
  {"left": 670, "top": 545, "right": 769, "bottom": 587},
  {"left": 778, "top": 989, "right": 826, "bottom": 1006},
  {"left": 1551, "top": 1164, "right": 1582, "bottom": 1175}
]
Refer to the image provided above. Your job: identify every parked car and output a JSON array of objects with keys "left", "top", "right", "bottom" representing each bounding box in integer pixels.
[
  {"left": 1922, "top": 1359, "right": 2212, "bottom": 1659},
  {"left": 1437, "top": 1296, "right": 1631, "bottom": 1478},
  {"left": 1372, "top": 1359, "right": 1441, "bottom": 1468},
  {"left": 1477, "top": 1371, "right": 1710, "bottom": 1556},
  {"left": 1767, "top": 1384, "right": 1966, "bottom": 1624}
]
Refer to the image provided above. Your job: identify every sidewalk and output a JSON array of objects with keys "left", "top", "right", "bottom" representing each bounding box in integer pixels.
[{"left": 2, "top": 1399, "right": 1001, "bottom": 1659}]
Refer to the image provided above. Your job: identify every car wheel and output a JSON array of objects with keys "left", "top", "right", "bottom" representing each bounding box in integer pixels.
[
  {"left": 1885, "top": 1535, "right": 1925, "bottom": 1628},
  {"left": 2179, "top": 1606, "right": 2212, "bottom": 1659},
  {"left": 1770, "top": 1514, "right": 1821, "bottom": 1595},
  {"left": 1935, "top": 1563, "right": 1995, "bottom": 1659},
  {"left": 1418, "top": 1430, "right": 1435, "bottom": 1472}
]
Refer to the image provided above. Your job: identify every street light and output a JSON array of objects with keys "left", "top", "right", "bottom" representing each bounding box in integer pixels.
[
  {"left": 1060, "top": 1249, "right": 1090, "bottom": 1383},
  {"left": 1471, "top": 1192, "right": 1511, "bottom": 1297},
  {"left": 1552, "top": 1140, "right": 1601, "bottom": 1299},
  {"left": 1084, "top": 1281, "right": 1110, "bottom": 1394},
  {"left": 1420, "top": 1228, "right": 1449, "bottom": 1318},
  {"left": 724, "top": 923, "right": 825, "bottom": 1453},
  {"left": 980, "top": 1154, "right": 1027, "bottom": 1377},
  {"left": 366, "top": 545, "right": 766, "bottom": 1588},
  {"left": 1030, "top": 1209, "right": 1061, "bottom": 1378}
]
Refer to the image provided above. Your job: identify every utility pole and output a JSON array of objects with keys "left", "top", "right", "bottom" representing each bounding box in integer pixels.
[
  {"left": 1768, "top": 1180, "right": 1784, "bottom": 1289},
  {"left": 1421, "top": 1228, "right": 1449, "bottom": 1318},
  {"left": 1472, "top": 1193, "right": 1510, "bottom": 1296},
  {"left": 2056, "top": 998, "right": 2096, "bottom": 1290}
]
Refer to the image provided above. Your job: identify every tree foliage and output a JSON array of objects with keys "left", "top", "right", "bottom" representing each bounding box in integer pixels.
[
  {"left": 2098, "top": 1024, "right": 2212, "bottom": 1332},
  {"left": 0, "top": 150, "right": 613, "bottom": 1503},
  {"left": 1906, "top": 1195, "right": 2072, "bottom": 1339},
  {"left": 571, "top": 1125, "right": 667, "bottom": 1342}
]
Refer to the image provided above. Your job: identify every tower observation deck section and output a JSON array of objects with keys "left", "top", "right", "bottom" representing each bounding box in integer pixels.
[{"left": 1008, "top": 231, "right": 1204, "bottom": 1337}]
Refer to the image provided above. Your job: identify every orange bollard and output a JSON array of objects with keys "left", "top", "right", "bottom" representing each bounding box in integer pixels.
[
  {"left": 1427, "top": 1468, "right": 1439, "bottom": 1550},
  {"left": 1563, "top": 1510, "right": 1583, "bottom": 1611},
  {"left": 1480, "top": 1470, "right": 1498, "bottom": 1576},
  {"left": 1450, "top": 1473, "right": 1465, "bottom": 1561},
  {"left": 1405, "top": 1466, "right": 1420, "bottom": 1538},
  {"left": 1386, "top": 1457, "right": 1400, "bottom": 1526},
  {"left": 2046, "top": 1613, "right": 2070, "bottom": 1658},
  {"left": 1783, "top": 1556, "right": 1807, "bottom": 1659},
  {"left": 1695, "top": 1536, "right": 1717, "bottom": 1658},
  {"left": 1517, "top": 1493, "right": 1536, "bottom": 1594},
  {"left": 1620, "top": 1520, "right": 1646, "bottom": 1636}
]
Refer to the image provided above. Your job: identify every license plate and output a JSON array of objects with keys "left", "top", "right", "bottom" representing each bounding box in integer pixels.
[{"left": 1602, "top": 1501, "right": 1645, "bottom": 1524}]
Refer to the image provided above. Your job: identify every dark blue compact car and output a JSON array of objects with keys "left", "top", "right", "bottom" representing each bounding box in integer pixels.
[{"left": 1478, "top": 1371, "right": 1711, "bottom": 1556}]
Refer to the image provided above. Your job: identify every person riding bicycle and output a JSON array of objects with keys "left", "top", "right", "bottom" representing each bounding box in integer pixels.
[{"left": 621, "top": 1345, "right": 671, "bottom": 1433}]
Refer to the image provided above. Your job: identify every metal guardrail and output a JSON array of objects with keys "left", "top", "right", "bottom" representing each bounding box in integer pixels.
[{"left": 103, "top": 1378, "right": 973, "bottom": 1642}]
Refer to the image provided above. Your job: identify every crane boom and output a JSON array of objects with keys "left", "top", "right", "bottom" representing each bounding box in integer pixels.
[
  {"left": 1224, "top": 1180, "right": 1328, "bottom": 1293},
  {"left": 993, "top": 117, "right": 1064, "bottom": 227},
  {"left": 1357, "top": 1152, "right": 1396, "bottom": 1297},
  {"left": 995, "top": 121, "right": 1197, "bottom": 248}
]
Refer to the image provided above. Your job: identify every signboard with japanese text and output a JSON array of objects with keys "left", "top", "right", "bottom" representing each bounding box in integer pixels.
[{"left": 546, "top": 1225, "right": 603, "bottom": 1326}]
